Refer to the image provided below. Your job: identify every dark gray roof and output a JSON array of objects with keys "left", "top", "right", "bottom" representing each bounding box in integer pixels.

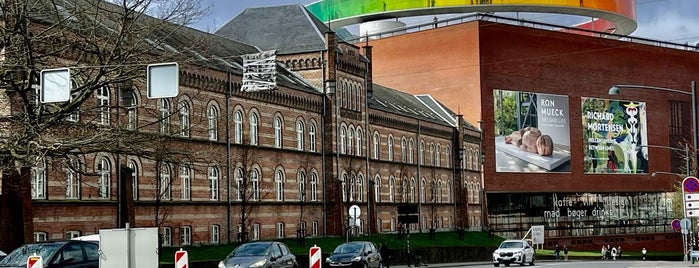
[
  {"left": 370, "top": 84, "right": 455, "bottom": 126},
  {"left": 26, "top": 0, "right": 317, "bottom": 93},
  {"left": 214, "top": 5, "right": 331, "bottom": 55}
]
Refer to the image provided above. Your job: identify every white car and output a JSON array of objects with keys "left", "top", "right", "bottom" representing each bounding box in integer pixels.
[{"left": 492, "top": 239, "right": 535, "bottom": 267}]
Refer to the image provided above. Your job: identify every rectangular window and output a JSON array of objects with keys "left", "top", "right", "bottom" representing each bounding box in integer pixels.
[
  {"left": 97, "top": 87, "right": 110, "bottom": 125},
  {"left": 181, "top": 226, "right": 191, "bottom": 245},
  {"left": 312, "top": 221, "right": 318, "bottom": 236},
  {"left": 252, "top": 224, "right": 260, "bottom": 241},
  {"left": 65, "top": 231, "right": 81, "bottom": 239},
  {"left": 276, "top": 222, "right": 284, "bottom": 238},
  {"left": 161, "top": 227, "right": 172, "bottom": 247},
  {"left": 34, "top": 232, "right": 48, "bottom": 242},
  {"left": 211, "top": 225, "right": 220, "bottom": 244},
  {"left": 66, "top": 168, "right": 80, "bottom": 199},
  {"left": 31, "top": 165, "right": 46, "bottom": 200}
]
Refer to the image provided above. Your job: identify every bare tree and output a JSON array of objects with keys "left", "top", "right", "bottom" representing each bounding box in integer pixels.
[{"left": 0, "top": 0, "right": 215, "bottom": 251}]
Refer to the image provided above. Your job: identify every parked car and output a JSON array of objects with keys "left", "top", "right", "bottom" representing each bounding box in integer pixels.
[
  {"left": 492, "top": 239, "right": 535, "bottom": 267},
  {"left": 0, "top": 240, "right": 99, "bottom": 268},
  {"left": 326, "top": 241, "right": 383, "bottom": 268},
  {"left": 218, "top": 241, "right": 298, "bottom": 268}
]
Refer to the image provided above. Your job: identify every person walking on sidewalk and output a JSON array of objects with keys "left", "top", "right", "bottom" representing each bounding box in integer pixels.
[
  {"left": 553, "top": 244, "right": 560, "bottom": 260},
  {"left": 563, "top": 245, "right": 568, "bottom": 261}
]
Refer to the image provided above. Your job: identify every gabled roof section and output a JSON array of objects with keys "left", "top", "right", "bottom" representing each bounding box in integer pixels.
[
  {"left": 214, "top": 5, "right": 330, "bottom": 55},
  {"left": 24, "top": 0, "right": 317, "bottom": 93},
  {"left": 369, "top": 84, "right": 455, "bottom": 127}
]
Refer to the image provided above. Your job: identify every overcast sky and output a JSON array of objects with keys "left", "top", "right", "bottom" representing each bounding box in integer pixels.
[{"left": 190, "top": 0, "right": 699, "bottom": 45}]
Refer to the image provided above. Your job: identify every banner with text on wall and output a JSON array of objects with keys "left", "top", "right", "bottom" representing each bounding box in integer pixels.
[
  {"left": 581, "top": 97, "right": 648, "bottom": 174},
  {"left": 493, "top": 89, "right": 571, "bottom": 173}
]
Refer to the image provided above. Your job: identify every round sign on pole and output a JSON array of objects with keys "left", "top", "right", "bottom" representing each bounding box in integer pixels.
[
  {"left": 672, "top": 219, "right": 681, "bottom": 231},
  {"left": 309, "top": 245, "right": 322, "bottom": 268},
  {"left": 349, "top": 205, "right": 361, "bottom": 218},
  {"left": 684, "top": 176, "right": 699, "bottom": 193}
]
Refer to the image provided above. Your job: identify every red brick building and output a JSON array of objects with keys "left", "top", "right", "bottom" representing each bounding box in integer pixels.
[
  {"left": 0, "top": 1, "right": 483, "bottom": 251},
  {"left": 367, "top": 14, "right": 699, "bottom": 251}
]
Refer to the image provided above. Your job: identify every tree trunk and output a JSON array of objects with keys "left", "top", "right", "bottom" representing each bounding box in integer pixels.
[{"left": 0, "top": 167, "right": 33, "bottom": 252}]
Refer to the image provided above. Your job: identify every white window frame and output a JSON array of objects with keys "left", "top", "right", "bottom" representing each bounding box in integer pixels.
[
  {"left": 65, "top": 158, "right": 80, "bottom": 199},
  {"left": 310, "top": 173, "right": 318, "bottom": 201},
  {"left": 181, "top": 165, "right": 191, "bottom": 200},
  {"left": 252, "top": 224, "right": 260, "bottom": 241},
  {"left": 208, "top": 105, "right": 218, "bottom": 141},
  {"left": 251, "top": 169, "right": 260, "bottom": 201},
  {"left": 309, "top": 122, "right": 317, "bottom": 152},
  {"left": 340, "top": 125, "right": 347, "bottom": 154},
  {"left": 388, "top": 176, "right": 395, "bottom": 202},
  {"left": 276, "top": 222, "right": 285, "bottom": 238},
  {"left": 298, "top": 170, "right": 306, "bottom": 201},
  {"left": 160, "top": 164, "right": 171, "bottom": 200},
  {"left": 374, "top": 175, "right": 381, "bottom": 202},
  {"left": 31, "top": 160, "right": 47, "bottom": 200},
  {"left": 211, "top": 225, "right": 220, "bottom": 244},
  {"left": 387, "top": 135, "right": 394, "bottom": 161},
  {"left": 181, "top": 226, "right": 191, "bottom": 245},
  {"left": 274, "top": 116, "right": 283, "bottom": 148},
  {"left": 234, "top": 110, "right": 243, "bottom": 144},
  {"left": 209, "top": 166, "right": 219, "bottom": 200},
  {"left": 65, "top": 230, "right": 81, "bottom": 239},
  {"left": 401, "top": 137, "right": 407, "bottom": 162},
  {"left": 129, "top": 160, "right": 139, "bottom": 200},
  {"left": 161, "top": 227, "right": 172, "bottom": 246},
  {"left": 312, "top": 221, "right": 318, "bottom": 236},
  {"left": 179, "top": 101, "right": 190, "bottom": 137},
  {"left": 372, "top": 132, "right": 379, "bottom": 159},
  {"left": 356, "top": 127, "right": 363, "bottom": 156},
  {"left": 34, "top": 232, "right": 48, "bottom": 242},
  {"left": 96, "top": 86, "right": 110, "bottom": 125},
  {"left": 235, "top": 168, "right": 244, "bottom": 201},
  {"left": 250, "top": 113, "right": 259, "bottom": 145},
  {"left": 126, "top": 91, "right": 137, "bottom": 130},
  {"left": 275, "top": 169, "right": 284, "bottom": 201},
  {"left": 296, "top": 120, "right": 305, "bottom": 151},
  {"left": 409, "top": 139, "right": 414, "bottom": 163},
  {"left": 98, "top": 157, "right": 111, "bottom": 199},
  {"left": 347, "top": 126, "right": 354, "bottom": 155},
  {"left": 159, "top": 99, "right": 170, "bottom": 135}
]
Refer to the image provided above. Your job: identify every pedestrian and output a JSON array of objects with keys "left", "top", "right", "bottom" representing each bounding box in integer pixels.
[
  {"left": 642, "top": 248, "right": 647, "bottom": 260},
  {"left": 380, "top": 243, "right": 391, "bottom": 268},
  {"left": 611, "top": 246, "right": 617, "bottom": 260},
  {"left": 601, "top": 245, "right": 606, "bottom": 260},
  {"left": 554, "top": 243, "right": 560, "bottom": 260},
  {"left": 606, "top": 245, "right": 612, "bottom": 260},
  {"left": 563, "top": 245, "right": 568, "bottom": 261}
]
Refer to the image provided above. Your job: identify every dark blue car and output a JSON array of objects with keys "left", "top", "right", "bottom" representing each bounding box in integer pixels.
[{"left": 326, "top": 241, "right": 383, "bottom": 268}]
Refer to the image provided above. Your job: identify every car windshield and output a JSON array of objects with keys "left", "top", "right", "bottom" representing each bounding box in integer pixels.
[
  {"left": 231, "top": 243, "right": 271, "bottom": 257},
  {"left": 499, "top": 242, "right": 524, "bottom": 249},
  {"left": 0, "top": 243, "right": 62, "bottom": 266},
  {"left": 334, "top": 243, "right": 363, "bottom": 254}
]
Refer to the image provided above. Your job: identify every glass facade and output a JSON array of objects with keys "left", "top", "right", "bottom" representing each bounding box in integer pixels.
[{"left": 487, "top": 192, "right": 678, "bottom": 239}]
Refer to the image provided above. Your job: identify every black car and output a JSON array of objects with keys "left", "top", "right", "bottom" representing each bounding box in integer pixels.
[
  {"left": 0, "top": 240, "right": 99, "bottom": 268},
  {"left": 326, "top": 241, "right": 383, "bottom": 268},
  {"left": 218, "top": 241, "right": 298, "bottom": 268}
]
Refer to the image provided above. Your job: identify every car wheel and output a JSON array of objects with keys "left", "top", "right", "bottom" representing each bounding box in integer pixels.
[
  {"left": 505, "top": 263, "right": 510, "bottom": 267},
  {"left": 493, "top": 263, "right": 500, "bottom": 267},
  {"left": 529, "top": 255, "right": 535, "bottom": 266},
  {"left": 362, "top": 262, "right": 369, "bottom": 268},
  {"left": 520, "top": 256, "right": 526, "bottom": 266},
  {"left": 377, "top": 261, "right": 383, "bottom": 268}
]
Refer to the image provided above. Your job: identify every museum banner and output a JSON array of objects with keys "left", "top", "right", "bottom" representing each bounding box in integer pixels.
[{"left": 581, "top": 97, "right": 648, "bottom": 174}]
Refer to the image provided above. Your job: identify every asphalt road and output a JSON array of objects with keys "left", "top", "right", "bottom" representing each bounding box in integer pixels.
[{"left": 394, "top": 260, "right": 699, "bottom": 268}]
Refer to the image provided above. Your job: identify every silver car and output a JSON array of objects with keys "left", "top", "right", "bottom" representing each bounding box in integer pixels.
[
  {"left": 492, "top": 239, "right": 535, "bottom": 267},
  {"left": 218, "top": 241, "right": 298, "bottom": 268}
]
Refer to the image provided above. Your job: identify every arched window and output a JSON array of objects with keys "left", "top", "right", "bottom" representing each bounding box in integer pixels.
[
  {"left": 31, "top": 158, "right": 47, "bottom": 199},
  {"left": 436, "top": 144, "right": 441, "bottom": 167},
  {"left": 446, "top": 182, "right": 451, "bottom": 202},
  {"left": 159, "top": 163, "right": 171, "bottom": 200},
  {"left": 209, "top": 166, "right": 219, "bottom": 200},
  {"left": 340, "top": 125, "right": 347, "bottom": 154},
  {"left": 128, "top": 160, "right": 138, "bottom": 200},
  {"left": 126, "top": 91, "right": 138, "bottom": 130},
  {"left": 235, "top": 168, "right": 244, "bottom": 201},
  {"left": 181, "top": 164, "right": 192, "bottom": 200},
  {"left": 251, "top": 168, "right": 260, "bottom": 200},
  {"left": 419, "top": 140, "right": 425, "bottom": 165},
  {"left": 445, "top": 146, "right": 450, "bottom": 168},
  {"left": 401, "top": 137, "right": 407, "bottom": 162},
  {"left": 159, "top": 99, "right": 170, "bottom": 134},
  {"left": 373, "top": 132, "right": 380, "bottom": 159},
  {"left": 275, "top": 169, "right": 284, "bottom": 201},
  {"left": 65, "top": 157, "right": 81, "bottom": 200},
  {"left": 208, "top": 105, "right": 219, "bottom": 141},
  {"left": 347, "top": 126, "right": 354, "bottom": 155},
  {"left": 420, "top": 178, "right": 426, "bottom": 203},
  {"left": 429, "top": 143, "right": 435, "bottom": 166},
  {"left": 357, "top": 174, "right": 364, "bottom": 202},
  {"left": 408, "top": 138, "right": 414, "bottom": 163},
  {"left": 356, "top": 127, "right": 363, "bottom": 156},
  {"left": 437, "top": 180, "right": 443, "bottom": 203},
  {"left": 179, "top": 100, "right": 190, "bottom": 137},
  {"left": 341, "top": 173, "right": 348, "bottom": 202},
  {"left": 309, "top": 121, "right": 317, "bottom": 152},
  {"left": 250, "top": 112, "right": 259, "bottom": 145},
  {"left": 96, "top": 87, "right": 110, "bottom": 125},
  {"left": 387, "top": 135, "right": 394, "bottom": 161},
  {"left": 296, "top": 120, "right": 305, "bottom": 151},
  {"left": 409, "top": 177, "right": 416, "bottom": 203},
  {"left": 310, "top": 172, "right": 318, "bottom": 201},
  {"left": 274, "top": 116, "right": 283, "bottom": 148},
  {"left": 388, "top": 176, "right": 395, "bottom": 202},
  {"left": 374, "top": 175, "right": 381, "bottom": 202},
  {"left": 98, "top": 157, "right": 111, "bottom": 199},
  {"left": 234, "top": 110, "right": 243, "bottom": 144},
  {"left": 298, "top": 169, "right": 306, "bottom": 201}
]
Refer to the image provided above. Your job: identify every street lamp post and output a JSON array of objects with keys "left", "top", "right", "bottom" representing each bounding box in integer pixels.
[{"left": 608, "top": 81, "right": 697, "bottom": 176}]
